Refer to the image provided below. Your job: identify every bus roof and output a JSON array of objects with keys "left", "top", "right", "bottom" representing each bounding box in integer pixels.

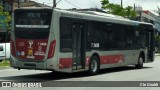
[
  {"left": 14, "top": 7, "right": 153, "bottom": 27},
  {"left": 14, "top": 7, "right": 52, "bottom": 11},
  {"left": 56, "top": 8, "right": 153, "bottom": 26}
]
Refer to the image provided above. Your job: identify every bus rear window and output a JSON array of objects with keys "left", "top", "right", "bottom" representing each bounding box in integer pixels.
[
  {"left": 14, "top": 9, "right": 52, "bottom": 39},
  {"left": 15, "top": 10, "right": 52, "bottom": 26}
]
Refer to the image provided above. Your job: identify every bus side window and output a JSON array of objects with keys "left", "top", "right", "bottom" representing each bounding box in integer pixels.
[
  {"left": 60, "top": 17, "right": 72, "bottom": 52},
  {"left": 87, "top": 22, "right": 104, "bottom": 49},
  {"left": 125, "top": 26, "right": 135, "bottom": 49},
  {"left": 105, "top": 24, "right": 113, "bottom": 49},
  {"left": 113, "top": 24, "right": 126, "bottom": 49},
  {"left": 139, "top": 26, "right": 147, "bottom": 48}
]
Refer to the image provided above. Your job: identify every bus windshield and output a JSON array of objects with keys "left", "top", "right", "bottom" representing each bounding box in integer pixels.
[{"left": 15, "top": 9, "right": 52, "bottom": 28}]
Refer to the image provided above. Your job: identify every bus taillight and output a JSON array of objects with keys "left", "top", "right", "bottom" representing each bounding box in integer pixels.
[
  {"left": 11, "top": 40, "right": 16, "bottom": 57},
  {"left": 48, "top": 40, "right": 56, "bottom": 59}
]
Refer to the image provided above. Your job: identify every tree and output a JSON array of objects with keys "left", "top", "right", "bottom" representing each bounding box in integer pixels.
[
  {"left": 101, "top": 0, "right": 110, "bottom": 9},
  {"left": 110, "top": 4, "right": 125, "bottom": 17},
  {"left": 0, "top": 6, "right": 11, "bottom": 30},
  {"left": 101, "top": 0, "right": 136, "bottom": 19},
  {"left": 125, "top": 6, "right": 136, "bottom": 19}
]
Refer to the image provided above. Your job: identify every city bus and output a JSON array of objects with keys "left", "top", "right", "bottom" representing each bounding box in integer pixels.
[{"left": 10, "top": 7, "right": 155, "bottom": 75}]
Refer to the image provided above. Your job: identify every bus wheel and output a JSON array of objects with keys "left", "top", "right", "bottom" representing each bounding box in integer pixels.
[
  {"left": 135, "top": 55, "right": 144, "bottom": 69},
  {"left": 89, "top": 56, "right": 99, "bottom": 75}
]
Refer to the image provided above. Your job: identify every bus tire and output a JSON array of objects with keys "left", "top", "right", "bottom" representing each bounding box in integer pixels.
[
  {"left": 135, "top": 55, "right": 144, "bottom": 69},
  {"left": 88, "top": 55, "right": 100, "bottom": 75}
]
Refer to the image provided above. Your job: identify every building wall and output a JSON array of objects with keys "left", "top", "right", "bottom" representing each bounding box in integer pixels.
[
  {"left": 155, "top": 18, "right": 160, "bottom": 32},
  {"left": 13, "top": 0, "right": 50, "bottom": 10},
  {"left": 141, "top": 12, "right": 155, "bottom": 24},
  {"left": 136, "top": 9, "right": 160, "bottom": 31}
]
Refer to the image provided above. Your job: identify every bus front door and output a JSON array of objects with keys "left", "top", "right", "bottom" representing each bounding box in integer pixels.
[
  {"left": 147, "top": 29, "right": 154, "bottom": 62},
  {"left": 72, "top": 23, "right": 85, "bottom": 70}
]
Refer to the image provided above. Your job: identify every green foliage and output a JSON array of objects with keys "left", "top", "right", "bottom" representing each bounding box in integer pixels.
[
  {"left": 0, "top": 59, "right": 10, "bottom": 67},
  {"left": 0, "top": 6, "right": 11, "bottom": 31},
  {"left": 125, "top": 6, "right": 136, "bottom": 19},
  {"left": 101, "top": 0, "right": 136, "bottom": 19},
  {"left": 155, "top": 35, "right": 160, "bottom": 42},
  {"left": 101, "top": 0, "right": 110, "bottom": 9}
]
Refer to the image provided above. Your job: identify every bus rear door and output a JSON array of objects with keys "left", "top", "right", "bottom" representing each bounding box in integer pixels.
[
  {"left": 72, "top": 22, "right": 86, "bottom": 70},
  {"left": 147, "top": 26, "right": 155, "bottom": 62}
]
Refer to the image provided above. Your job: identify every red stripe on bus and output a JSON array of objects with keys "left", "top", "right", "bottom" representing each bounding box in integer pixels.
[
  {"left": 85, "top": 56, "right": 91, "bottom": 66},
  {"left": 59, "top": 57, "right": 91, "bottom": 69},
  {"left": 100, "top": 55, "right": 124, "bottom": 64},
  {"left": 59, "top": 55, "right": 123, "bottom": 69},
  {"left": 59, "top": 58, "right": 72, "bottom": 69}
]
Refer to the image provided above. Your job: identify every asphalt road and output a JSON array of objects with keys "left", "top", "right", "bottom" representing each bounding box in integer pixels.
[{"left": 0, "top": 54, "right": 160, "bottom": 90}]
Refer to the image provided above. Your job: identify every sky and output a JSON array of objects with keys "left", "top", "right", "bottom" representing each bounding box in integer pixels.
[{"left": 32, "top": 0, "right": 160, "bottom": 11}]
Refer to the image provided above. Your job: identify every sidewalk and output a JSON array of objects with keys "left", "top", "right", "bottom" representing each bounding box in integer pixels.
[{"left": 155, "top": 53, "right": 160, "bottom": 56}]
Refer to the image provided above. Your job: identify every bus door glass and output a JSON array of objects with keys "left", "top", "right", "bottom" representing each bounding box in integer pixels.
[
  {"left": 148, "top": 27, "right": 154, "bottom": 61},
  {"left": 72, "top": 22, "right": 85, "bottom": 70},
  {"left": 139, "top": 24, "right": 154, "bottom": 62}
]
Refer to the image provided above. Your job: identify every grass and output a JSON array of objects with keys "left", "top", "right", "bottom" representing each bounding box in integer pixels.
[{"left": 0, "top": 59, "right": 10, "bottom": 67}]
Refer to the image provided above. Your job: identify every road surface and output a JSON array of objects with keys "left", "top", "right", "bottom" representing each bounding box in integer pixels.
[{"left": 0, "top": 54, "right": 160, "bottom": 90}]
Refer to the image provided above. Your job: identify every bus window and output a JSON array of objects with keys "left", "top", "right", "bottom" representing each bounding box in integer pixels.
[
  {"left": 125, "top": 26, "right": 135, "bottom": 49},
  {"left": 60, "top": 17, "right": 72, "bottom": 52},
  {"left": 138, "top": 25, "right": 148, "bottom": 48}
]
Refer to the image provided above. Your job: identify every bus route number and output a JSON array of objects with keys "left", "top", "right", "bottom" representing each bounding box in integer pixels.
[{"left": 91, "top": 43, "right": 99, "bottom": 48}]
